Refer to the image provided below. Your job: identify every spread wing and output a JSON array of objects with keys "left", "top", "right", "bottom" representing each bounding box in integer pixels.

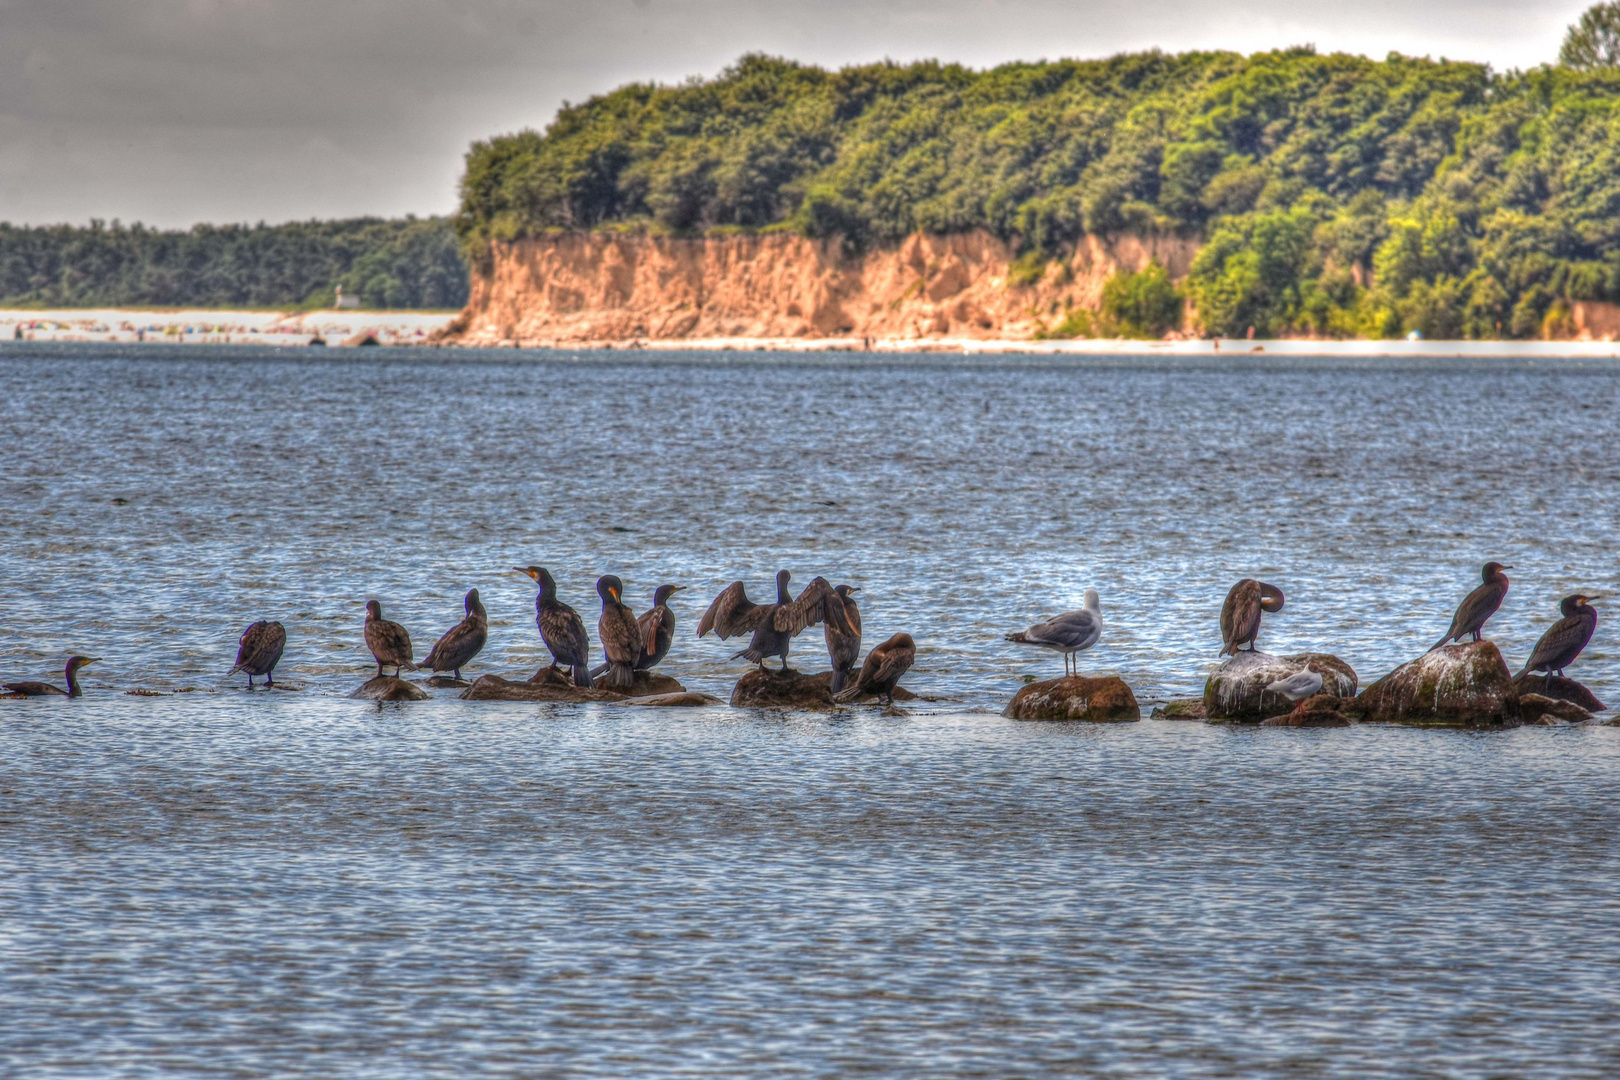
[
  {"left": 640, "top": 606, "right": 668, "bottom": 657},
  {"left": 698, "top": 581, "right": 768, "bottom": 638},
  {"left": 775, "top": 576, "right": 845, "bottom": 635}
]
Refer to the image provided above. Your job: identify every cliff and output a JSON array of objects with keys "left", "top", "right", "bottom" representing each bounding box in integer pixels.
[{"left": 443, "top": 230, "right": 1198, "bottom": 345}]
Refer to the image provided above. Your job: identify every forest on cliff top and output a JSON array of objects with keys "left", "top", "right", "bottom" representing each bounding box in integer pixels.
[{"left": 458, "top": 45, "right": 1620, "bottom": 338}]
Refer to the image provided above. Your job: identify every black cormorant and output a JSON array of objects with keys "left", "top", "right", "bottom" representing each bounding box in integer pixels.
[
  {"left": 698, "top": 570, "right": 848, "bottom": 670},
  {"left": 833, "top": 633, "right": 916, "bottom": 705},
  {"left": 364, "top": 600, "right": 416, "bottom": 677},
  {"left": 422, "top": 589, "right": 488, "bottom": 682},
  {"left": 636, "top": 584, "right": 682, "bottom": 671},
  {"left": 230, "top": 621, "right": 285, "bottom": 688},
  {"left": 515, "top": 566, "right": 592, "bottom": 687},
  {"left": 1221, "top": 579, "right": 1285, "bottom": 656},
  {"left": 596, "top": 575, "right": 643, "bottom": 689},
  {"left": 4, "top": 656, "right": 98, "bottom": 698},
  {"left": 825, "top": 584, "right": 862, "bottom": 694},
  {"left": 1006, "top": 589, "right": 1103, "bottom": 676},
  {"left": 1517, "top": 594, "right": 1600, "bottom": 679},
  {"left": 1431, "top": 562, "right": 1512, "bottom": 650}
]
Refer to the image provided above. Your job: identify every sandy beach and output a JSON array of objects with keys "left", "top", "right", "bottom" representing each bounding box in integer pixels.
[{"left": 1, "top": 308, "right": 461, "bottom": 347}]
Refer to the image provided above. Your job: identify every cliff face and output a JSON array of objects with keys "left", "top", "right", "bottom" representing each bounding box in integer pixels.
[{"left": 446, "top": 230, "right": 1198, "bottom": 345}]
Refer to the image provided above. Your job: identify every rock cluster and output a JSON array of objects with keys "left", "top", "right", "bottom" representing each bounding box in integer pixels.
[
  {"left": 461, "top": 667, "right": 687, "bottom": 703},
  {"left": 1002, "top": 675, "right": 1139, "bottom": 722},
  {"left": 1204, "top": 652, "right": 1358, "bottom": 723},
  {"left": 729, "top": 668, "right": 917, "bottom": 710}
]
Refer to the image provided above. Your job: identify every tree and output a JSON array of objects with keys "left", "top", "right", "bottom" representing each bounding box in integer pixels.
[{"left": 1560, "top": 3, "right": 1620, "bottom": 70}]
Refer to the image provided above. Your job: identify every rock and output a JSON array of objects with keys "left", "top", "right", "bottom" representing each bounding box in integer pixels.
[
  {"left": 1261, "top": 693, "right": 1352, "bottom": 727},
  {"left": 1351, "top": 641, "right": 1520, "bottom": 727},
  {"left": 728, "top": 668, "right": 916, "bottom": 709},
  {"left": 341, "top": 332, "right": 380, "bottom": 347},
  {"left": 1204, "top": 652, "right": 1358, "bottom": 722},
  {"left": 350, "top": 676, "right": 430, "bottom": 701},
  {"left": 1003, "top": 675, "right": 1140, "bottom": 722},
  {"left": 426, "top": 675, "right": 469, "bottom": 688},
  {"left": 624, "top": 692, "right": 724, "bottom": 707},
  {"left": 461, "top": 672, "right": 623, "bottom": 703},
  {"left": 1150, "top": 698, "right": 1206, "bottom": 720},
  {"left": 1519, "top": 693, "right": 1593, "bottom": 725},
  {"left": 591, "top": 670, "right": 689, "bottom": 698},
  {"left": 1512, "top": 673, "right": 1606, "bottom": 714}
]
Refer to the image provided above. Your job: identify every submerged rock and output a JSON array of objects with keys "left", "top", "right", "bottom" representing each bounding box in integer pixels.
[
  {"left": 625, "top": 692, "right": 725, "bottom": 708},
  {"left": 1519, "top": 693, "right": 1593, "bottom": 725},
  {"left": 426, "top": 675, "right": 469, "bottom": 689},
  {"left": 1351, "top": 641, "right": 1520, "bottom": 727},
  {"left": 729, "top": 668, "right": 916, "bottom": 709},
  {"left": 1150, "top": 698, "right": 1207, "bottom": 720},
  {"left": 592, "top": 670, "right": 688, "bottom": 698},
  {"left": 1261, "top": 693, "right": 1353, "bottom": 727},
  {"left": 1512, "top": 673, "right": 1606, "bottom": 714},
  {"left": 1204, "top": 651, "right": 1358, "bottom": 722},
  {"left": 350, "top": 676, "right": 430, "bottom": 702},
  {"left": 462, "top": 667, "right": 688, "bottom": 703},
  {"left": 1003, "top": 675, "right": 1139, "bottom": 722}
]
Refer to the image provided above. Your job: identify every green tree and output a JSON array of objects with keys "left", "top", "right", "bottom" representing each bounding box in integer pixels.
[{"left": 1561, "top": 3, "right": 1620, "bottom": 70}]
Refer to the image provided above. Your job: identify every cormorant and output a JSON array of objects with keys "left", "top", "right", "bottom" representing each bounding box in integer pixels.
[
  {"left": 364, "top": 600, "right": 416, "bottom": 677},
  {"left": 698, "top": 570, "right": 848, "bottom": 670},
  {"left": 636, "top": 584, "right": 682, "bottom": 671},
  {"left": 1431, "top": 562, "right": 1512, "bottom": 650},
  {"left": 230, "top": 620, "right": 285, "bottom": 688},
  {"left": 1220, "top": 579, "right": 1285, "bottom": 656},
  {"left": 825, "top": 584, "right": 862, "bottom": 695},
  {"left": 515, "top": 566, "right": 592, "bottom": 687},
  {"left": 596, "top": 575, "right": 643, "bottom": 689},
  {"left": 1006, "top": 589, "right": 1103, "bottom": 676},
  {"left": 422, "top": 589, "right": 488, "bottom": 682},
  {"left": 834, "top": 633, "right": 916, "bottom": 705},
  {"left": 4, "top": 656, "right": 98, "bottom": 698},
  {"left": 1265, "top": 664, "right": 1324, "bottom": 703},
  {"left": 1516, "top": 594, "right": 1600, "bottom": 679}
]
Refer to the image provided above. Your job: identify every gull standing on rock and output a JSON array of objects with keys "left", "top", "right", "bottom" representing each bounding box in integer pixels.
[
  {"left": 1220, "top": 579, "right": 1284, "bottom": 656},
  {"left": 1265, "top": 663, "right": 1324, "bottom": 703},
  {"left": 1006, "top": 589, "right": 1103, "bottom": 676},
  {"left": 1431, "top": 561, "right": 1512, "bottom": 650}
]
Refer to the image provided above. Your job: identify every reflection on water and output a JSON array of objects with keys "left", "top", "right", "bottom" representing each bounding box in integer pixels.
[{"left": 2, "top": 344, "right": 1618, "bottom": 1077}]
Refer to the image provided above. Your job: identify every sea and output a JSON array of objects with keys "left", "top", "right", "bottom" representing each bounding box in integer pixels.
[{"left": 2, "top": 343, "right": 1618, "bottom": 1077}]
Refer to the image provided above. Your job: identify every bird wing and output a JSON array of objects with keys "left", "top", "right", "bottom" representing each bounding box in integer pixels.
[
  {"left": 1025, "top": 610, "right": 1100, "bottom": 650},
  {"left": 775, "top": 576, "right": 843, "bottom": 635},
  {"left": 698, "top": 581, "right": 766, "bottom": 638},
  {"left": 1221, "top": 580, "right": 1261, "bottom": 653},
  {"left": 1447, "top": 580, "right": 1506, "bottom": 642},
  {"left": 864, "top": 641, "right": 916, "bottom": 690},
  {"left": 540, "top": 603, "right": 590, "bottom": 665},
  {"left": 600, "top": 606, "right": 642, "bottom": 665},
  {"left": 640, "top": 606, "right": 667, "bottom": 658},
  {"left": 1524, "top": 613, "right": 1593, "bottom": 672},
  {"left": 232, "top": 620, "right": 267, "bottom": 672}
]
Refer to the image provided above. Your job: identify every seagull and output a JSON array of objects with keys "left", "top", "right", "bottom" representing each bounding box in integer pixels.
[
  {"left": 1265, "top": 663, "right": 1324, "bottom": 703},
  {"left": 1005, "top": 589, "right": 1103, "bottom": 677}
]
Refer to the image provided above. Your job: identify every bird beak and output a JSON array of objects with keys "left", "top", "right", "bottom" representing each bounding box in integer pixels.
[
  {"left": 669, "top": 585, "right": 684, "bottom": 593},
  {"left": 513, "top": 567, "right": 534, "bottom": 578},
  {"left": 610, "top": 586, "right": 620, "bottom": 601},
  {"left": 848, "top": 586, "right": 862, "bottom": 593},
  {"left": 84, "top": 658, "right": 100, "bottom": 665},
  {"left": 1502, "top": 565, "right": 1514, "bottom": 570}
]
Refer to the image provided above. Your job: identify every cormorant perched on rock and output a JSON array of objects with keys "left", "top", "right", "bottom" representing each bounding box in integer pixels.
[
  {"left": 515, "top": 566, "right": 592, "bottom": 687},
  {"left": 825, "top": 584, "right": 862, "bottom": 695},
  {"left": 230, "top": 620, "right": 285, "bottom": 688},
  {"left": 834, "top": 633, "right": 916, "bottom": 705},
  {"left": 636, "top": 584, "right": 682, "bottom": 671},
  {"left": 1431, "top": 562, "right": 1512, "bottom": 650},
  {"left": 698, "top": 570, "right": 848, "bottom": 670},
  {"left": 1516, "top": 594, "right": 1600, "bottom": 679},
  {"left": 596, "top": 575, "right": 643, "bottom": 689},
  {"left": 4, "top": 656, "right": 98, "bottom": 698},
  {"left": 1220, "top": 579, "right": 1285, "bottom": 656},
  {"left": 364, "top": 601, "right": 416, "bottom": 677},
  {"left": 1007, "top": 590, "right": 1102, "bottom": 675},
  {"left": 1265, "top": 664, "right": 1324, "bottom": 703},
  {"left": 422, "top": 589, "right": 488, "bottom": 682}
]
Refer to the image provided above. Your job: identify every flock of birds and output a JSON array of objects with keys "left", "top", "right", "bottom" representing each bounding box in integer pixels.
[{"left": 0, "top": 562, "right": 1603, "bottom": 707}]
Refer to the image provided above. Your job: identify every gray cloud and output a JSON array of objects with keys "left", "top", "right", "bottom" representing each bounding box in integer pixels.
[{"left": 0, "top": 0, "right": 1584, "bottom": 226}]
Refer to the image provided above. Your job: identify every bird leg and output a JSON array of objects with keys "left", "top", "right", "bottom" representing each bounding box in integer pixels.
[
  {"left": 246, "top": 675, "right": 254, "bottom": 689},
  {"left": 266, "top": 674, "right": 274, "bottom": 688},
  {"left": 376, "top": 661, "right": 384, "bottom": 678}
]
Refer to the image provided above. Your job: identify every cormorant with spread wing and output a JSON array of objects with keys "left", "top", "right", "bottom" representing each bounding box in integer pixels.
[
  {"left": 1220, "top": 579, "right": 1285, "bottom": 656},
  {"left": 422, "top": 589, "right": 488, "bottom": 682},
  {"left": 230, "top": 620, "right": 286, "bottom": 688},
  {"left": 515, "top": 566, "right": 592, "bottom": 687},
  {"left": 364, "top": 601, "right": 416, "bottom": 677},
  {"left": 1517, "top": 594, "right": 1600, "bottom": 679},
  {"left": 834, "top": 633, "right": 916, "bottom": 705},
  {"left": 636, "top": 584, "right": 682, "bottom": 671},
  {"left": 697, "top": 569, "right": 849, "bottom": 670},
  {"left": 825, "top": 584, "right": 862, "bottom": 695},
  {"left": 596, "top": 575, "right": 643, "bottom": 689},
  {"left": 4, "top": 656, "right": 98, "bottom": 698},
  {"left": 1431, "top": 561, "right": 1512, "bottom": 650}
]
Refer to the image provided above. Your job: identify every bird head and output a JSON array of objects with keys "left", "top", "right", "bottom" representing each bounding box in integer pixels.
[
  {"left": 597, "top": 575, "right": 624, "bottom": 604},
  {"left": 1259, "top": 584, "right": 1285, "bottom": 613},
  {"left": 66, "top": 656, "right": 99, "bottom": 674},
  {"left": 1482, "top": 561, "right": 1512, "bottom": 582},
  {"left": 365, "top": 600, "right": 382, "bottom": 620},
  {"left": 653, "top": 583, "right": 683, "bottom": 606}
]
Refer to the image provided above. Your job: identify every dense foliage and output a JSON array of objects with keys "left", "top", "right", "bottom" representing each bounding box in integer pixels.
[
  {"left": 460, "top": 44, "right": 1620, "bottom": 337},
  {"left": 0, "top": 217, "right": 467, "bottom": 309}
]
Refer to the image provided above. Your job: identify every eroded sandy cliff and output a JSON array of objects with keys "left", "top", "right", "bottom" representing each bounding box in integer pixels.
[{"left": 444, "top": 230, "right": 1198, "bottom": 345}]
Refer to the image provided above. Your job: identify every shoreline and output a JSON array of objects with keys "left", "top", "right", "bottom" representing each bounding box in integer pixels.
[{"left": 7, "top": 308, "right": 1620, "bottom": 357}]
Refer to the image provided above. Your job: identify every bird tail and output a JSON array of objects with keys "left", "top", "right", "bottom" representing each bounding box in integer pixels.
[
  {"left": 833, "top": 683, "right": 862, "bottom": 704},
  {"left": 1513, "top": 662, "right": 1533, "bottom": 680},
  {"left": 228, "top": 662, "right": 244, "bottom": 675},
  {"left": 1428, "top": 634, "right": 1452, "bottom": 652},
  {"left": 589, "top": 662, "right": 609, "bottom": 679},
  {"left": 608, "top": 662, "right": 635, "bottom": 689},
  {"left": 830, "top": 667, "right": 848, "bottom": 695},
  {"left": 572, "top": 663, "right": 592, "bottom": 688},
  {"left": 733, "top": 647, "right": 764, "bottom": 663},
  {"left": 1005, "top": 633, "right": 1030, "bottom": 645}
]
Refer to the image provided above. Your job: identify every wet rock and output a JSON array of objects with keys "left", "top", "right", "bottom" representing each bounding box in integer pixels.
[
  {"left": 350, "top": 676, "right": 430, "bottom": 701},
  {"left": 1519, "top": 693, "right": 1593, "bottom": 725},
  {"left": 426, "top": 675, "right": 469, "bottom": 689},
  {"left": 625, "top": 692, "right": 724, "bottom": 708},
  {"left": 1512, "top": 673, "right": 1606, "bottom": 714},
  {"left": 592, "top": 670, "right": 688, "bottom": 698},
  {"left": 1351, "top": 641, "right": 1520, "bottom": 727},
  {"left": 1150, "top": 698, "right": 1206, "bottom": 720},
  {"left": 1261, "top": 693, "right": 1353, "bottom": 727},
  {"left": 1003, "top": 675, "right": 1140, "bottom": 722},
  {"left": 1204, "top": 652, "right": 1358, "bottom": 722},
  {"left": 729, "top": 668, "right": 917, "bottom": 709},
  {"left": 461, "top": 672, "right": 623, "bottom": 703}
]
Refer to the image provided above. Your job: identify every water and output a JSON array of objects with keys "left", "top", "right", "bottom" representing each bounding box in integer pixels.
[{"left": 2, "top": 343, "right": 1618, "bottom": 1077}]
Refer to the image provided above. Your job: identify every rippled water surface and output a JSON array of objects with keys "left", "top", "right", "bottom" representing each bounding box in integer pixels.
[{"left": 3, "top": 343, "right": 1619, "bottom": 1077}]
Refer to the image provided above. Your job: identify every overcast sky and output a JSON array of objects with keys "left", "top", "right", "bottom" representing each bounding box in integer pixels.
[{"left": 0, "top": 0, "right": 1589, "bottom": 228}]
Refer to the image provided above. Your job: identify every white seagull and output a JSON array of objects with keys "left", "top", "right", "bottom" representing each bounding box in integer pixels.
[
  {"left": 1006, "top": 589, "right": 1103, "bottom": 677},
  {"left": 1265, "top": 664, "right": 1324, "bottom": 703}
]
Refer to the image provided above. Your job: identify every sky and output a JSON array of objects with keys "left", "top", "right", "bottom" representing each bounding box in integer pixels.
[{"left": 0, "top": 0, "right": 1592, "bottom": 228}]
